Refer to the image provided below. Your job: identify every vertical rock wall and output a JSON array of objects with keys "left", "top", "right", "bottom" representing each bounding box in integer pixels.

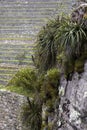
[{"left": 56, "top": 61, "right": 87, "bottom": 130}]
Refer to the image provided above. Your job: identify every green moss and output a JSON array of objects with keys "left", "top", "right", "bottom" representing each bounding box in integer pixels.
[
  {"left": 62, "top": 57, "right": 74, "bottom": 77},
  {"left": 75, "top": 60, "right": 84, "bottom": 73},
  {"left": 75, "top": 48, "right": 87, "bottom": 73},
  {"left": 46, "top": 68, "right": 60, "bottom": 85},
  {"left": 6, "top": 85, "right": 33, "bottom": 97}
]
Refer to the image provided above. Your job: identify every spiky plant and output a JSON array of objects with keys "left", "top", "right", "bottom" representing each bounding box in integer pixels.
[
  {"left": 7, "top": 67, "right": 44, "bottom": 130},
  {"left": 55, "top": 20, "right": 87, "bottom": 58},
  {"left": 34, "top": 17, "right": 61, "bottom": 71},
  {"left": 7, "top": 68, "right": 38, "bottom": 96},
  {"left": 22, "top": 100, "right": 42, "bottom": 130}
]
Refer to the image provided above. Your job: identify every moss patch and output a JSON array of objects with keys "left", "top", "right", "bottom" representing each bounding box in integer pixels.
[{"left": 75, "top": 46, "right": 87, "bottom": 73}]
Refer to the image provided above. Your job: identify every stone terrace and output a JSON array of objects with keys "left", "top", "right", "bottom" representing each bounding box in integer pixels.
[{"left": 0, "top": 0, "right": 78, "bottom": 87}]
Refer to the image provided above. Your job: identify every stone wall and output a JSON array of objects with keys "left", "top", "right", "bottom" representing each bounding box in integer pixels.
[{"left": 0, "top": 91, "right": 26, "bottom": 130}]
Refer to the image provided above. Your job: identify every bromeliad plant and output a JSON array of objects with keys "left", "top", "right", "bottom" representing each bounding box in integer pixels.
[
  {"left": 55, "top": 19, "right": 87, "bottom": 58},
  {"left": 22, "top": 100, "right": 42, "bottom": 130},
  {"left": 34, "top": 15, "right": 87, "bottom": 73},
  {"left": 34, "top": 17, "right": 61, "bottom": 72},
  {"left": 55, "top": 19, "right": 87, "bottom": 75}
]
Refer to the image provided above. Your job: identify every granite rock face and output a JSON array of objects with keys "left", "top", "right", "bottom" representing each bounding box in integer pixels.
[
  {"left": 71, "top": 3, "right": 87, "bottom": 25},
  {"left": 56, "top": 61, "right": 87, "bottom": 130}
]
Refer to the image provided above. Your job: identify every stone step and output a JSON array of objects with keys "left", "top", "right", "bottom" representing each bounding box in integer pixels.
[
  {"left": 0, "top": 4, "right": 58, "bottom": 8},
  {"left": 0, "top": 41, "right": 35, "bottom": 46},
  {"left": 0, "top": 68, "right": 17, "bottom": 85},
  {"left": 0, "top": 20, "right": 48, "bottom": 26},
  {"left": 0, "top": 22, "right": 45, "bottom": 26},
  {"left": 0, "top": 8, "right": 56, "bottom": 13},
  {"left": 0, "top": 79, "right": 8, "bottom": 86},
  {"left": 0, "top": 56, "right": 32, "bottom": 61},
  {"left": 0, "top": 30, "right": 39, "bottom": 36},
  {"left": 0, "top": 47, "right": 29, "bottom": 50},
  {"left": 0, "top": 59, "right": 32, "bottom": 64},
  {"left": 0, "top": 55, "right": 32, "bottom": 60},
  {"left": 0, "top": 69, "right": 17, "bottom": 74},
  {"left": 0, "top": 50, "right": 33, "bottom": 54},
  {"left": 0, "top": 0, "right": 60, "bottom": 2},
  {"left": 0, "top": 43, "right": 35, "bottom": 48},
  {"left": 0, "top": 9, "right": 58, "bottom": 14},
  {"left": 0, "top": 24, "right": 41, "bottom": 28}
]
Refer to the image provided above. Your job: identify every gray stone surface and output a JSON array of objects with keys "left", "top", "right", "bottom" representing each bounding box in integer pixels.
[
  {"left": 0, "top": 90, "right": 26, "bottom": 130},
  {"left": 71, "top": 3, "right": 87, "bottom": 24},
  {"left": 53, "top": 61, "right": 87, "bottom": 130}
]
